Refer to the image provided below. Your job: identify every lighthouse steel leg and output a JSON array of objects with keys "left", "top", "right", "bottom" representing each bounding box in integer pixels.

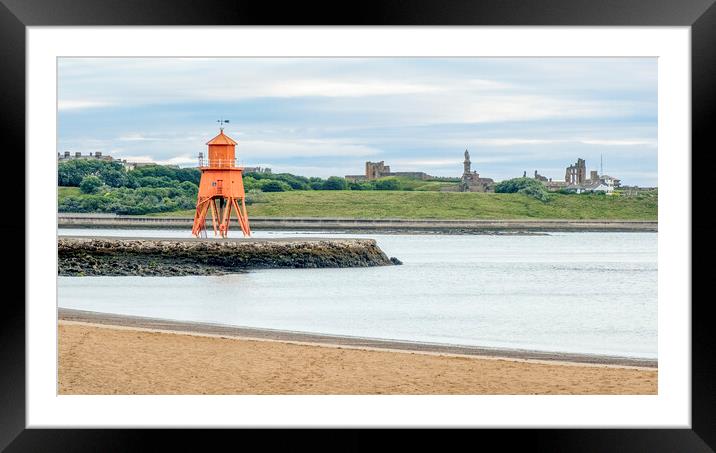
[
  {"left": 192, "top": 201, "right": 207, "bottom": 236},
  {"left": 232, "top": 198, "right": 250, "bottom": 237},
  {"left": 210, "top": 199, "right": 220, "bottom": 236},
  {"left": 220, "top": 197, "right": 231, "bottom": 238},
  {"left": 192, "top": 198, "right": 211, "bottom": 237},
  {"left": 231, "top": 198, "right": 246, "bottom": 236},
  {"left": 240, "top": 197, "right": 252, "bottom": 236},
  {"left": 224, "top": 197, "right": 234, "bottom": 236},
  {"left": 231, "top": 198, "right": 243, "bottom": 235}
]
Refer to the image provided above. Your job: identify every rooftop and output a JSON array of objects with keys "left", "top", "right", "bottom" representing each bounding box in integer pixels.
[{"left": 206, "top": 130, "right": 238, "bottom": 146}]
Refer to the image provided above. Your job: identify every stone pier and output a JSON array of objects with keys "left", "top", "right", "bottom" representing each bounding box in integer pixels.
[{"left": 58, "top": 236, "right": 397, "bottom": 276}]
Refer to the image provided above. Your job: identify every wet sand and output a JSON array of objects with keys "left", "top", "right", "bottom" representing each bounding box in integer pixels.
[{"left": 58, "top": 311, "right": 658, "bottom": 395}]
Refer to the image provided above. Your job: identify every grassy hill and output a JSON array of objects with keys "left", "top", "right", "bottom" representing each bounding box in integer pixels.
[{"left": 145, "top": 190, "right": 657, "bottom": 220}]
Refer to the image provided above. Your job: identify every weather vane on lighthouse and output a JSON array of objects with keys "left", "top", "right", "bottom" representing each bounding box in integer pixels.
[
  {"left": 217, "top": 118, "right": 230, "bottom": 131},
  {"left": 191, "top": 120, "right": 251, "bottom": 238}
]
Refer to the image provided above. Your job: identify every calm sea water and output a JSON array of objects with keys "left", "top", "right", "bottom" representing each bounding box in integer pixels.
[{"left": 58, "top": 229, "right": 657, "bottom": 358}]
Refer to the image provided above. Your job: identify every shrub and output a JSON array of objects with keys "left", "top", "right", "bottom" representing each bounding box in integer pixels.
[
  {"left": 261, "top": 180, "right": 291, "bottom": 192},
  {"left": 495, "top": 177, "right": 550, "bottom": 202},
  {"left": 79, "top": 175, "right": 103, "bottom": 194},
  {"left": 518, "top": 184, "right": 550, "bottom": 202},
  {"left": 374, "top": 179, "right": 401, "bottom": 190},
  {"left": 179, "top": 181, "right": 199, "bottom": 197},
  {"left": 322, "top": 176, "right": 347, "bottom": 190},
  {"left": 245, "top": 172, "right": 311, "bottom": 190},
  {"left": 130, "top": 164, "right": 201, "bottom": 185},
  {"left": 136, "top": 176, "right": 178, "bottom": 188},
  {"left": 349, "top": 181, "right": 375, "bottom": 190}
]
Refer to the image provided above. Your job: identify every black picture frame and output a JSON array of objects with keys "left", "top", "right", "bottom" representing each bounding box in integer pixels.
[{"left": 3, "top": 0, "right": 710, "bottom": 450}]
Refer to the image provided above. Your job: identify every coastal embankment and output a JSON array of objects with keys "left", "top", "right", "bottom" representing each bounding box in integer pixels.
[
  {"left": 58, "top": 309, "right": 658, "bottom": 395},
  {"left": 58, "top": 236, "right": 397, "bottom": 276},
  {"left": 58, "top": 214, "right": 658, "bottom": 233}
]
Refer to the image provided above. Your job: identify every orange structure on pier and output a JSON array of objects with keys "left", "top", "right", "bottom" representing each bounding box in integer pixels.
[{"left": 191, "top": 125, "right": 251, "bottom": 238}]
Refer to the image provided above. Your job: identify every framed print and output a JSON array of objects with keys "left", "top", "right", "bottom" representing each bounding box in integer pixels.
[{"left": 3, "top": 0, "right": 712, "bottom": 450}]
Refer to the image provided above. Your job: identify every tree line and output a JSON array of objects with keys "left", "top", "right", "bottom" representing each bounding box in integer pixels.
[
  {"left": 58, "top": 160, "right": 561, "bottom": 215},
  {"left": 57, "top": 160, "right": 437, "bottom": 215}
]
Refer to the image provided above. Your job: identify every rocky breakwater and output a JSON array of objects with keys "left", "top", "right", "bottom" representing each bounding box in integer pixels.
[{"left": 58, "top": 237, "right": 399, "bottom": 276}]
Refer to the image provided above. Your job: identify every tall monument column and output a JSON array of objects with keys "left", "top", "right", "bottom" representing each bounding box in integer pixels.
[{"left": 463, "top": 149, "right": 471, "bottom": 174}]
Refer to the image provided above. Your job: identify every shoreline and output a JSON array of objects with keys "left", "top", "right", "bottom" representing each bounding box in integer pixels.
[
  {"left": 58, "top": 308, "right": 657, "bottom": 369},
  {"left": 57, "top": 215, "right": 658, "bottom": 233}
]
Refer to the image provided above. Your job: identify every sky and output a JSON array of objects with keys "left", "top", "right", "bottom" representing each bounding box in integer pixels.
[{"left": 58, "top": 57, "right": 657, "bottom": 186}]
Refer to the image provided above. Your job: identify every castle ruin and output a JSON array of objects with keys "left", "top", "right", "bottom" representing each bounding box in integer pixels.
[
  {"left": 565, "top": 158, "right": 587, "bottom": 185},
  {"left": 460, "top": 149, "right": 494, "bottom": 192}
]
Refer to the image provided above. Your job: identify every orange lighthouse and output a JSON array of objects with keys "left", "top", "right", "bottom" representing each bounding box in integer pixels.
[{"left": 191, "top": 122, "right": 251, "bottom": 238}]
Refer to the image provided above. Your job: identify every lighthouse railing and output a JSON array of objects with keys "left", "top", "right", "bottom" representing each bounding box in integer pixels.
[{"left": 197, "top": 156, "right": 241, "bottom": 168}]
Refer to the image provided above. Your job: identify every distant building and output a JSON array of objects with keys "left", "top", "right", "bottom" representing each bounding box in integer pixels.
[
  {"left": 345, "top": 161, "right": 433, "bottom": 181},
  {"left": 533, "top": 170, "right": 548, "bottom": 182},
  {"left": 243, "top": 166, "right": 272, "bottom": 174},
  {"left": 566, "top": 181, "right": 614, "bottom": 194},
  {"left": 366, "top": 161, "right": 390, "bottom": 179},
  {"left": 528, "top": 169, "right": 567, "bottom": 191},
  {"left": 565, "top": 158, "right": 587, "bottom": 185},
  {"left": 549, "top": 158, "right": 621, "bottom": 193},
  {"left": 58, "top": 151, "right": 116, "bottom": 162},
  {"left": 597, "top": 174, "right": 621, "bottom": 188},
  {"left": 563, "top": 170, "right": 620, "bottom": 195},
  {"left": 58, "top": 151, "right": 135, "bottom": 169},
  {"left": 545, "top": 180, "right": 567, "bottom": 191},
  {"left": 58, "top": 151, "right": 180, "bottom": 171},
  {"left": 460, "top": 149, "right": 494, "bottom": 192}
]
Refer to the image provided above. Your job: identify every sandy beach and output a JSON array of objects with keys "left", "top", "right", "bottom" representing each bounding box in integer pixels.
[{"left": 58, "top": 318, "right": 657, "bottom": 395}]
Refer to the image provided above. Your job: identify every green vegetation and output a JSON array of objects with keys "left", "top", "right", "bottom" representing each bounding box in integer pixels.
[
  {"left": 58, "top": 159, "right": 201, "bottom": 188},
  {"left": 259, "top": 180, "right": 292, "bottom": 192},
  {"left": 494, "top": 177, "right": 550, "bottom": 202},
  {"left": 147, "top": 191, "right": 657, "bottom": 220},
  {"left": 244, "top": 172, "right": 457, "bottom": 192},
  {"left": 57, "top": 161, "right": 656, "bottom": 219},
  {"left": 58, "top": 161, "right": 199, "bottom": 215},
  {"left": 57, "top": 161, "right": 463, "bottom": 216},
  {"left": 59, "top": 185, "right": 198, "bottom": 215},
  {"left": 79, "top": 175, "right": 103, "bottom": 194},
  {"left": 346, "top": 175, "right": 460, "bottom": 192},
  {"left": 321, "top": 176, "right": 348, "bottom": 190}
]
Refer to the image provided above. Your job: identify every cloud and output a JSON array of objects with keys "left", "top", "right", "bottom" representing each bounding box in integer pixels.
[
  {"left": 580, "top": 139, "right": 657, "bottom": 147},
  {"left": 265, "top": 80, "right": 443, "bottom": 98},
  {"left": 58, "top": 100, "right": 113, "bottom": 111},
  {"left": 118, "top": 134, "right": 170, "bottom": 142},
  {"left": 158, "top": 156, "right": 197, "bottom": 165},
  {"left": 238, "top": 139, "right": 382, "bottom": 159},
  {"left": 439, "top": 137, "right": 657, "bottom": 148},
  {"left": 388, "top": 159, "right": 462, "bottom": 167},
  {"left": 116, "top": 155, "right": 197, "bottom": 166}
]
